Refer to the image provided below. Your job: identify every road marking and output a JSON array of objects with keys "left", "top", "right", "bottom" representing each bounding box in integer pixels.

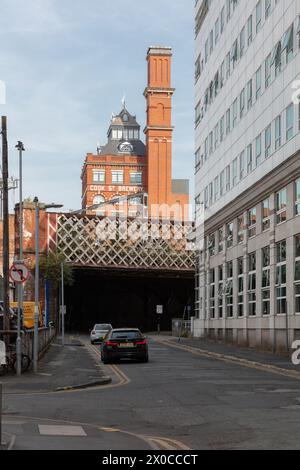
[
  {"left": 38, "top": 425, "right": 87, "bottom": 437},
  {"left": 153, "top": 337, "right": 300, "bottom": 382},
  {"left": 11, "top": 414, "right": 190, "bottom": 451},
  {"left": 85, "top": 340, "right": 131, "bottom": 388}
]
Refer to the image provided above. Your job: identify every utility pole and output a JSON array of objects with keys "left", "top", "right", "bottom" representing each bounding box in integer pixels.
[
  {"left": 2, "top": 117, "right": 10, "bottom": 344},
  {"left": 15, "top": 141, "right": 25, "bottom": 376},
  {"left": 33, "top": 197, "right": 39, "bottom": 373}
]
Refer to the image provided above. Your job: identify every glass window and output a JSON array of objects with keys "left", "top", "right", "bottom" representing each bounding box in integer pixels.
[
  {"left": 240, "top": 27, "right": 245, "bottom": 58},
  {"left": 295, "top": 180, "right": 300, "bottom": 215},
  {"left": 226, "top": 52, "right": 231, "bottom": 78},
  {"left": 208, "top": 233, "right": 216, "bottom": 256},
  {"left": 220, "top": 171, "right": 225, "bottom": 196},
  {"left": 226, "top": 108, "right": 231, "bottom": 135},
  {"left": 233, "top": 99, "right": 238, "bottom": 127},
  {"left": 128, "top": 129, "right": 134, "bottom": 139},
  {"left": 262, "top": 198, "right": 270, "bottom": 231},
  {"left": 249, "top": 252, "right": 257, "bottom": 272},
  {"left": 247, "top": 15, "right": 253, "bottom": 46},
  {"left": 209, "top": 269, "right": 216, "bottom": 319},
  {"left": 215, "top": 18, "right": 220, "bottom": 45},
  {"left": 239, "top": 88, "right": 245, "bottom": 119},
  {"left": 112, "top": 170, "right": 124, "bottom": 184},
  {"left": 247, "top": 79, "right": 253, "bottom": 109},
  {"left": 239, "top": 151, "right": 245, "bottom": 180},
  {"left": 285, "top": 25, "right": 294, "bottom": 63},
  {"left": 286, "top": 104, "right": 294, "bottom": 141},
  {"left": 218, "top": 227, "right": 224, "bottom": 253},
  {"left": 93, "top": 170, "right": 105, "bottom": 183},
  {"left": 265, "top": 125, "right": 271, "bottom": 158},
  {"left": 265, "top": 0, "right": 271, "bottom": 19},
  {"left": 256, "top": 67, "right": 262, "bottom": 100},
  {"left": 275, "top": 115, "right": 282, "bottom": 149},
  {"left": 226, "top": 165, "right": 230, "bottom": 191},
  {"left": 220, "top": 7, "right": 225, "bottom": 33},
  {"left": 262, "top": 289, "right": 270, "bottom": 315},
  {"left": 255, "top": 134, "right": 262, "bottom": 166},
  {"left": 248, "top": 207, "right": 257, "bottom": 238},
  {"left": 256, "top": 1, "right": 262, "bottom": 33},
  {"left": 232, "top": 158, "right": 238, "bottom": 187},
  {"left": 276, "top": 188, "right": 287, "bottom": 224},
  {"left": 295, "top": 234, "right": 300, "bottom": 258},
  {"left": 277, "top": 287, "right": 287, "bottom": 314},
  {"left": 237, "top": 215, "right": 244, "bottom": 244},
  {"left": 226, "top": 222, "right": 234, "bottom": 248},
  {"left": 130, "top": 172, "right": 142, "bottom": 185},
  {"left": 134, "top": 130, "right": 139, "bottom": 140},
  {"left": 265, "top": 54, "right": 271, "bottom": 88},
  {"left": 247, "top": 144, "right": 253, "bottom": 174},
  {"left": 214, "top": 176, "right": 219, "bottom": 202},
  {"left": 262, "top": 246, "right": 270, "bottom": 268},
  {"left": 220, "top": 116, "right": 225, "bottom": 142},
  {"left": 295, "top": 283, "right": 300, "bottom": 313}
]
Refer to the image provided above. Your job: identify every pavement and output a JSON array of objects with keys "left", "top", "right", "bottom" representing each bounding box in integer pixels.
[
  {"left": 0, "top": 334, "right": 111, "bottom": 395},
  {"left": 153, "top": 335, "right": 300, "bottom": 377}
]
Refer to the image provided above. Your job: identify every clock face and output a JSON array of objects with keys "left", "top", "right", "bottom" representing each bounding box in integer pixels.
[{"left": 118, "top": 141, "right": 133, "bottom": 153}]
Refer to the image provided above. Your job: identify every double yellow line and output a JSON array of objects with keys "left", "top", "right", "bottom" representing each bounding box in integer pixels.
[{"left": 86, "top": 341, "right": 131, "bottom": 388}]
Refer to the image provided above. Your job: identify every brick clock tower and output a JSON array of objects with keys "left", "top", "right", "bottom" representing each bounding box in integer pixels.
[{"left": 81, "top": 46, "right": 189, "bottom": 219}]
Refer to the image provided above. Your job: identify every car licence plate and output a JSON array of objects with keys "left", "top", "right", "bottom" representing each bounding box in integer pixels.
[{"left": 119, "top": 343, "right": 134, "bottom": 348}]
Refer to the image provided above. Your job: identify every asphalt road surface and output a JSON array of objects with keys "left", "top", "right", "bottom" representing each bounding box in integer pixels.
[{"left": 3, "top": 336, "right": 300, "bottom": 450}]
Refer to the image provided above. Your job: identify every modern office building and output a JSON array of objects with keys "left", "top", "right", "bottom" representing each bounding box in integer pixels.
[
  {"left": 194, "top": 0, "right": 300, "bottom": 351},
  {"left": 81, "top": 46, "right": 189, "bottom": 219}
]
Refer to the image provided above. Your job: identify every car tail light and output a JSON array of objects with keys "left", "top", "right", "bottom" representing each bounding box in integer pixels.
[
  {"left": 105, "top": 341, "right": 118, "bottom": 346},
  {"left": 136, "top": 340, "right": 147, "bottom": 345}
]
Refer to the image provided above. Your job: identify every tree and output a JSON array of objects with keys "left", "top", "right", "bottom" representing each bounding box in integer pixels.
[{"left": 39, "top": 252, "right": 74, "bottom": 286}]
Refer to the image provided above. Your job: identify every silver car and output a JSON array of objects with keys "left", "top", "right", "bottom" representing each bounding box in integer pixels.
[{"left": 90, "top": 324, "right": 113, "bottom": 344}]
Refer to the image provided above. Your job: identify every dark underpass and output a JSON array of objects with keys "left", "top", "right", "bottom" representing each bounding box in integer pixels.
[{"left": 65, "top": 268, "right": 194, "bottom": 333}]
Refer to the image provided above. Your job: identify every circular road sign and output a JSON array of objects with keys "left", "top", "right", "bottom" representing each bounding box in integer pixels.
[{"left": 9, "top": 262, "right": 29, "bottom": 284}]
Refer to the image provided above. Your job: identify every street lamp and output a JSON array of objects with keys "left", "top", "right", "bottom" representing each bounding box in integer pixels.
[
  {"left": 15, "top": 141, "right": 25, "bottom": 377},
  {"left": 33, "top": 197, "right": 63, "bottom": 373}
]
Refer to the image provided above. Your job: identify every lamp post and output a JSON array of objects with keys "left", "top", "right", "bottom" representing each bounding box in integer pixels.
[
  {"left": 15, "top": 141, "right": 25, "bottom": 376},
  {"left": 33, "top": 198, "right": 63, "bottom": 373}
]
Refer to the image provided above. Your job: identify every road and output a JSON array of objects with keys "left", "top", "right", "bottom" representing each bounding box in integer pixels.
[{"left": 3, "top": 335, "right": 300, "bottom": 450}]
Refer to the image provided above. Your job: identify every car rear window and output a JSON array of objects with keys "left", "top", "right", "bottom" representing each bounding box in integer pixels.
[
  {"left": 111, "top": 330, "right": 142, "bottom": 340},
  {"left": 95, "top": 324, "right": 111, "bottom": 330}
]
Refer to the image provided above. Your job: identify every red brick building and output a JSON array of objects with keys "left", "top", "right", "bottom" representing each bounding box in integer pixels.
[{"left": 81, "top": 46, "right": 189, "bottom": 220}]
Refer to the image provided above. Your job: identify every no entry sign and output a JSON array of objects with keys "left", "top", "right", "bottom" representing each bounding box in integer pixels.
[{"left": 9, "top": 262, "right": 29, "bottom": 284}]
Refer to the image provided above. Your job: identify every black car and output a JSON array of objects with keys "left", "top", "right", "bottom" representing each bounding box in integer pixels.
[{"left": 101, "top": 328, "right": 149, "bottom": 364}]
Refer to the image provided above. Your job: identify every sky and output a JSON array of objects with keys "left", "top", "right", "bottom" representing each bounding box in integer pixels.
[{"left": 1, "top": 0, "right": 195, "bottom": 213}]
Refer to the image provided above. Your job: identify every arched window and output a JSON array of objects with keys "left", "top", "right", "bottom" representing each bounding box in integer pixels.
[
  {"left": 93, "top": 195, "right": 106, "bottom": 215},
  {"left": 93, "top": 195, "right": 105, "bottom": 205}
]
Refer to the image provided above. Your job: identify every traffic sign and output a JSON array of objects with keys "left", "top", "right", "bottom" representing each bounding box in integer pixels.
[
  {"left": 9, "top": 262, "right": 29, "bottom": 284},
  {"left": 156, "top": 305, "right": 163, "bottom": 315}
]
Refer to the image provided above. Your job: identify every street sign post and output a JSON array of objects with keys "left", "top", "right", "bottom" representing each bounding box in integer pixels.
[
  {"left": 9, "top": 262, "right": 29, "bottom": 284},
  {"left": 156, "top": 305, "right": 163, "bottom": 334}
]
